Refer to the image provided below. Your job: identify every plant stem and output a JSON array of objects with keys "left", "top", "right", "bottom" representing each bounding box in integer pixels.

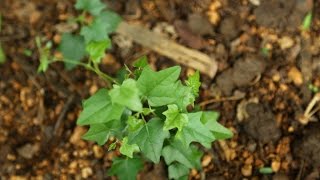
[{"left": 52, "top": 59, "right": 118, "bottom": 86}]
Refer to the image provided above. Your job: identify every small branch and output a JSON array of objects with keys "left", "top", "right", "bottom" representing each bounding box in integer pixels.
[{"left": 116, "top": 21, "right": 218, "bottom": 78}]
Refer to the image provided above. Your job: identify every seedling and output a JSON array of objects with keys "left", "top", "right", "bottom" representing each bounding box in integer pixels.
[
  {"left": 36, "top": 0, "right": 233, "bottom": 179},
  {"left": 0, "top": 44, "right": 5, "bottom": 64},
  {"left": 302, "top": 12, "right": 312, "bottom": 31},
  {"left": 0, "top": 14, "right": 5, "bottom": 64},
  {"left": 259, "top": 167, "right": 273, "bottom": 174},
  {"left": 299, "top": 93, "right": 320, "bottom": 125},
  {"left": 77, "top": 60, "right": 233, "bottom": 179}
]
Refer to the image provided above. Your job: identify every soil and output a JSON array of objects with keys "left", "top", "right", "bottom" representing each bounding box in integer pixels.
[{"left": 1, "top": 0, "right": 320, "bottom": 179}]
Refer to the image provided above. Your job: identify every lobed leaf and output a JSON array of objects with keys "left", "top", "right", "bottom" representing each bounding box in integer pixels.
[
  {"left": 82, "top": 119, "right": 121, "bottom": 145},
  {"left": 109, "top": 79, "right": 143, "bottom": 112},
  {"left": 201, "top": 112, "right": 233, "bottom": 140},
  {"left": 168, "top": 163, "right": 189, "bottom": 180},
  {"left": 162, "top": 140, "right": 202, "bottom": 169},
  {"left": 127, "top": 116, "right": 144, "bottom": 132},
  {"left": 77, "top": 89, "right": 124, "bottom": 125},
  {"left": 75, "top": 0, "right": 106, "bottom": 16},
  {"left": 108, "top": 157, "right": 143, "bottom": 180},
  {"left": 95, "top": 10, "right": 122, "bottom": 34},
  {"left": 128, "top": 118, "right": 169, "bottom": 163},
  {"left": 163, "top": 104, "right": 188, "bottom": 132},
  {"left": 176, "top": 112, "right": 215, "bottom": 148},
  {"left": 85, "top": 39, "right": 111, "bottom": 63},
  {"left": 119, "top": 137, "right": 140, "bottom": 158},
  {"left": 186, "top": 71, "right": 201, "bottom": 97},
  {"left": 137, "top": 66, "right": 180, "bottom": 106}
]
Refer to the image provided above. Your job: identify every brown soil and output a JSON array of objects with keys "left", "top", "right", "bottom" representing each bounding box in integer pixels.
[{"left": 1, "top": 0, "right": 320, "bottom": 179}]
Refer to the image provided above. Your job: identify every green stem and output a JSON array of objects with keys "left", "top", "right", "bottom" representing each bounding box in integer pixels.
[
  {"left": 92, "top": 62, "right": 119, "bottom": 85},
  {"left": 52, "top": 59, "right": 118, "bottom": 87}
]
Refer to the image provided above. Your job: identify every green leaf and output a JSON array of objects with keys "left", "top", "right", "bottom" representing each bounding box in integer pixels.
[
  {"left": 82, "top": 120, "right": 120, "bottom": 145},
  {"left": 80, "top": 10, "right": 122, "bottom": 43},
  {"left": 0, "top": 43, "right": 5, "bottom": 64},
  {"left": 23, "top": 49, "right": 32, "bottom": 57},
  {"left": 75, "top": 0, "right": 106, "bottom": 16},
  {"left": 201, "top": 112, "right": 233, "bottom": 140},
  {"left": 120, "top": 137, "right": 140, "bottom": 158},
  {"left": 109, "top": 79, "right": 143, "bottom": 112},
  {"left": 77, "top": 89, "right": 124, "bottom": 125},
  {"left": 137, "top": 66, "right": 181, "bottom": 106},
  {"left": 133, "top": 56, "right": 148, "bottom": 68},
  {"left": 163, "top": 104, "right": 188, "bottom": 132},
  {"left": 168, "top": 163, "right": 189, "bottom": 180},
  {"left": 80, "top": 20, "right": 109, "bottom": 43},
  {"left": 86, "top": 39, "right": 111, "bottom": 63},
  {"left": 176, "top": 112, "right": 215, "bottom": 148},
  {"left": 302, "top": 12, "right": 312, "bottom": 31},
  {"left": 173, "top": 81, "right": 195, "bottom": 111},
  {"left": 37, "top": 51, "right": 50, "bottom": 73},
  {"left": 95, "top": 10, "right": 122, "bottom": 34},
  {"left": 127, "top": 116, "right": 144, "bottom": 132},
  {"left": 186, "top": 71, "right": 201, "bottom": 97},
  {"left": 59, "top": 33, "right": 86, "bottom": 69},
  {"left": 108, "top": 157, "right": 143, "bottom": 180},
  {"left": 128, "top": 118, "right": 169, "bottom": 163},
  {"left": 162, "top": 140, "right": 202, "bottom": 169},
  {"left": 116, "top": 67, "right": 130, "bottom": 84},
  {"left": 142, "top": 108, "right": 154, "bottom": 116},
  {"left": 133, "top": 56, "right": 148, "bottom": 79},
  {"left": 108, "top": 141, "right": 117, "bottom": 151}
]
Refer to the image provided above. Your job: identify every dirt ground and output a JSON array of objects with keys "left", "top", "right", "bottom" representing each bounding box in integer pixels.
[{"left": 1, "top": 0, "right": 320, "bottom": 179}]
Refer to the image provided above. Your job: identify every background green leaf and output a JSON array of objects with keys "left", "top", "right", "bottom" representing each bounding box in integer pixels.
[
  {"left": 59, "top": 33, "right": 86, "bottom": 69},
  {"left": 96, "top": 10, "right": 122, "bottom": 34},
  {"left": 85, "top": 39, "right": 110, "bottom": 63},
  {"left": 75, "top": 0, "right": 106, "bottom": 16}
]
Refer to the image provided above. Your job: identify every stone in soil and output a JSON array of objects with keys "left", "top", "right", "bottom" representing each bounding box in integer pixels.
[
  {"left": 216, "top": 55, "right": 266, "bottom": 95},
  {"left": 254, "top": 0, "right": 312, "bottom": 31},
  {"left": 293, "top": 123, "right": 320, "bottom": 168},
  {"left": 243, "top": 103, "right": 281, "bottom": 144}
]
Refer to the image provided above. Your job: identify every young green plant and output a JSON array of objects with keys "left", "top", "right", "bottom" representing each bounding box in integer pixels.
[{"left": 37, "top": 0, "right": 233, "bottom": 179}]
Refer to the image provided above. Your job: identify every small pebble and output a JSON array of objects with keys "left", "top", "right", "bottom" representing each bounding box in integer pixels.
[
  {"left": 81, "top": 167, "right": 93, "bottom": 178},
  {"left": 278, "top": 36, "right": 294, "bottom": 50},
  {"left": 241, "top": 164, "right": 252, "bottom": 177},
  {"left": 288, "top": 67, "right": 303, "bottom": 86},
  {"left": 201, "top": 155, "right": 212, "bottom": 167},
  {"left": 272, "top": 160, "right": 281, "bottom": 172},
  {"left": 93, "top": 145, "right": 104, "bottom": 159}
]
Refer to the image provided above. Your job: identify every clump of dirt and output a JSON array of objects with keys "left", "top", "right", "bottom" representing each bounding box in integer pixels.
[
  {"left": 293, "top": 123, "right": 320, "bottom": 168},
  {"left": 216, "top": 55, "right": 266, "bottom": 95},
  {"left": 243, "top": 103, "right": 281, "bottom": 144},
  {"left": 219, "top": 15, "right": 241, "bottom": 41},
  {"left": 254, "top": 0, "right": 313, "bottom": 31}
]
